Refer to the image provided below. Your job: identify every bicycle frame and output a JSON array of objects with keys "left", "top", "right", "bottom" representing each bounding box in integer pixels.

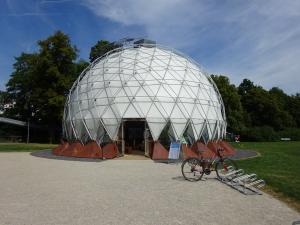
[{"left": 198, "top": 148, "right": 226, "bottom": 172}]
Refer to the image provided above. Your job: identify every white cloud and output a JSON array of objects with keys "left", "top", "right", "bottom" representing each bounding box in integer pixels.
[{"left": 82, "top": 0, "right": 300, "bottom": 93}]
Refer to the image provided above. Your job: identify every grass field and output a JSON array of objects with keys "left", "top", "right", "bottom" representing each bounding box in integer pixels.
[
  {"left": 0, "top": 143, "right": 57, "bottom": 152},
  {"left": 231, "top": 141, "right": 300, "bottom": 211}
]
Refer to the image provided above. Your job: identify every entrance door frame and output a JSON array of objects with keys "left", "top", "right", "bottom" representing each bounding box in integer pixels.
[{"left": 121, "top": 119, "right": 148, "bottom": 156}]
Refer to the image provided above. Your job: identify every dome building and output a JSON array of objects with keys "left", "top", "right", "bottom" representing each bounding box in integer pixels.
[{"left": 53, "top": 40, "right": 233, "bottom": 159}]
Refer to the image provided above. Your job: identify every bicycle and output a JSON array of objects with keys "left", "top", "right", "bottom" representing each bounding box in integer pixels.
[{"left": 181, "top": 147, "right": 237, "bottom": 182}]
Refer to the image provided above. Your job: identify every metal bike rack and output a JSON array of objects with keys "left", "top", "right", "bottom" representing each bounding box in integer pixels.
[{"left": 218, "top": 169, "right": 266, "bottom": 195}]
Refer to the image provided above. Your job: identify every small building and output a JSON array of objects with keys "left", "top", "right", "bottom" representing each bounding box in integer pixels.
[{"left": 53, "top": 42, "right": 228, "bottom": 159}]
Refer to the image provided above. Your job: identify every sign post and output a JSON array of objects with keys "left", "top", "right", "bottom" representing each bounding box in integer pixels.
[{"left": 168, "top": 142, "right": 181, "bottom": 159}]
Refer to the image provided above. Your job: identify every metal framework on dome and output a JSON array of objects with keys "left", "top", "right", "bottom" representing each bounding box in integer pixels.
[{"left": 62, "top": 42, "right": 226, "bottom": 146}]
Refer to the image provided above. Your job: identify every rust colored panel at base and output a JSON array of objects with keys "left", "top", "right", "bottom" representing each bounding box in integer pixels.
[
  {"left": 182, "top": 141, "right": 215, "bottom": 159},
  {"left": 102, "top": 143, "right": 118, "bottom": 159},
  {"left": 182, "top": 144, "right": 198, "bottom": 159},
  {"left": 207, "top": 141, "right": 220, "bottom": 155},
  {"left": 52, "top": 142, "right": 69, "bottom": 155},
  {"left": 218, "top": 141, "right": 236, "bottom": 156},
  {"left": 151, "top": 142, "right": 169, "bottom": 160},
  {"left": 63, "top": 142, "right": 84, "bottom": 157},
  {"left": 79, "top": 141, "right": 102, "bottom": 158},
  {"left": 207, "top": 141, "right": 235, "bottom": 157},
  {"left": 191, "top": 141, "right": 215, "bottom": 158},
  {"left": 52, "top": 141, "right": 118, "bottom": 159}
]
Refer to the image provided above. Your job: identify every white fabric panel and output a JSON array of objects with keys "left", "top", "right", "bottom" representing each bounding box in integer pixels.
[
  {"left": 191, "top": 119, "right": 205, "bottom": 140},
  {"left": 215, "top": 121, "right": 220, "bottom": 140},
  {"left": 73, "top": 119, "right": 85, "bottom": 140},
  {"left": 84, "top": 117, "right": 97, "bottom": 140},
  {"left": 185, "top": 122, "right": 196, "bottom": 143},
  {"left": 201, "top": 122, "right": 210, "bottom": 144},
  {"left": 171, "top": 118, "right": 188, "bottom": 140},
  {"left": 136, "top": 102, "right": 152, "bottom": 116},
  {"left": 123, "top": 104, "right": 141, "bottom": 118},
  {"left": 115, "top": 103, "right": 130, "bottom": 117},
  {"left": 146, "top": 118, "right": 167, "bottom": 141},
  {"left": 147, "top": 104, "right": 164, "bottom": 118},
  {"left": 101, "top": 118, "right": 120, "bottom": 140}
]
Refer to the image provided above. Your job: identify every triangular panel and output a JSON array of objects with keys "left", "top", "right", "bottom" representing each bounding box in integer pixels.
[
  {"left": 115, "top": 103, "right": 130, "bottom": 117},
  {"left": 191, "top": 119, "right": 205, "bottom": 140},
  {"left": 147, "top": 103, "right": 164, "bottom": 118},
  {"left": 101, "top": 118, "right": 120, "bottom": 140},
  {"left": 136, "top": 102, "right": 152, "bottom": 117},
  {"left": 200, "top": 122, "right": 209, "bottom": 144},
  {"left": 170, "top": 118, "right": 188, "bottom": 140},
  {"left": 146, "top": 118, "right": 167, "bottom": 141},
  {"left": 123, "top": 103, "right": 141, "bottom": 118}
]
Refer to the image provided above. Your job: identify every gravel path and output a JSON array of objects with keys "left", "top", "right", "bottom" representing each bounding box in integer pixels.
[
  {"left": 231, "top": 149, "right": 258, "bottom": 160},
  {"left": 0, "top": 152, "right": 299, "bottom": 225}
]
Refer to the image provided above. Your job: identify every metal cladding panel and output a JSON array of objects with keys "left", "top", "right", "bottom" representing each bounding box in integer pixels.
[{"left": 63, "top": 45, "right": 226, "bottom": 143}]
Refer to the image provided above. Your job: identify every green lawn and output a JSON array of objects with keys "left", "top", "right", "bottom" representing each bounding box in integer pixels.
[
  {"left": 0, "top": 143, "right": 58, "bottom": 152},
  {"left": 232, "top": 141, "right": 300, "bottom": 210}
]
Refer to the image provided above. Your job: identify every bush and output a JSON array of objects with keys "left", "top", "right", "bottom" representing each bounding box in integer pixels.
[
  {"left": 240, "top": 126, "right": 279, "bottom": 141},
  {"left": 238, "top": 126, "right": 300, "bottom": 141},
  {"left": 278, "top": 128, "right": 300, "bottom": 141}
]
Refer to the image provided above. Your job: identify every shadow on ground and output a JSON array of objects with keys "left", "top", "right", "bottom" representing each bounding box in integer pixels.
[
  {"left": 230, "top": 149, "right": 258, "bottom": 160},
  {"left": 30, "top": 149, "right": 258, "bottom": 163}
]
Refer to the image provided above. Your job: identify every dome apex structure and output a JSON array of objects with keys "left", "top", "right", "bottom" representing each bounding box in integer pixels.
[{"left": 56, "top": 42, "right": 228, "bottom": 159}]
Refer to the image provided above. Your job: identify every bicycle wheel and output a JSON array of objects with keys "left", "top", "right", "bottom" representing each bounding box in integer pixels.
[
  {"left": 215, "top": 158, "right": 237, "bottom": 180},
  {"left": 181, "top": 158, "right": 204, "bottom": 182}
]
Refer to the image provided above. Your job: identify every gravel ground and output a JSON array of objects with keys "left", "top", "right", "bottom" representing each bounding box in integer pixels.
[{"left": 0, "top": 152, "right": 299, "bottom": 225}]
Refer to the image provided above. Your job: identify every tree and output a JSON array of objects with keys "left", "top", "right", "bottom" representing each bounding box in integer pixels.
[
  {"left": 238, "top": 79, "right": 255, "bottom": 96},
  {"left": 75, "top": 59, "right": 89, "bottom": 77},
  {"left": 240, "top": 86, "right": 293, "bottom": 130},
  {"left": 89, "top": 40, "right": 120, "bottom": 62},
  {"left": 211, "top": 75, "right": 244, "bottom": 132},
  {"left": 0, "top": 91, "right": 8, "bottom": 113},
  {"left": 269, "top": 87, "right": 289, "bottom": 110},
  {"left": 269, "top": 87, "right": 296, "bottom": 128},
  {"left": 288, "top": 93, "right": 300, "bottom": 127},
  {"left": 6, "top": 31, "right": 78, "bottom": 142},
  {"left": 6, "top": 53, "right": 39, "bottom": 119}
]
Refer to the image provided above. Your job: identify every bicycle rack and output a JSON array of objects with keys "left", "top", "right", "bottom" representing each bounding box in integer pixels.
[{"left": 217, "top": 169, "right": 266, "bottom": 195}]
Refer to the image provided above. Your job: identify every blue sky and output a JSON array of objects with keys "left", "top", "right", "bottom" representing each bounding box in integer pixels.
[{"left": 1, "top": 0, "right": 300, "bottom": 94}]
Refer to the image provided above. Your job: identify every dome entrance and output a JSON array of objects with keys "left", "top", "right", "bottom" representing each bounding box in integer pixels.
[
  {"left": 123, "top": 120, "right": 147, "bottom": 156},
  {"left": 55, "top": 43, "right": 227, "bottom": 159}
]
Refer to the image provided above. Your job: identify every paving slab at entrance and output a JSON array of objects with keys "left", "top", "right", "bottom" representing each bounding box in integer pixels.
[{"left": 0, "top": 152, "right": 299, "bottom": 225}]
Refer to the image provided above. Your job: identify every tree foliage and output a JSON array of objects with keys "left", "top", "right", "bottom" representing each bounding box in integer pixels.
[
  {"left": 0, "top": 90, "right": 9, "bottom": 112},
  {"left": 288, "top": 94, "right": 300, "bottom": 127},
  {"left": 211, "top": 75, "right": 244, "bottom": 132},
  {"left": 212, "top": 75, "right": 300, "bottom": 140},
  {"left": 89, "top": 40, "right": 120, "bottom": 62},
  {"left": 5, "top": 31, "right": 79, "bottom": 142}
]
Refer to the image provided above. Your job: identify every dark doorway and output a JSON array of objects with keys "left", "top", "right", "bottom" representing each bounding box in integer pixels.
[{"left": 124, "top": 121, "right": 145, "bottom": 155}]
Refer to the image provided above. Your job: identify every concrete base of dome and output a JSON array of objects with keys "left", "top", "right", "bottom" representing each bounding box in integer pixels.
[
  {"left": 52, "top": 141, "right": 118, "bottom": 159},
  {"left": 52, "top": 140, "right": 235, "bottom": 160}
]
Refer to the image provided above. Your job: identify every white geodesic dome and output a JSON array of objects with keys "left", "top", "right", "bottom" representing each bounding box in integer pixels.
[{"left": 62, "top": 44, "right": 226, "bottom": 144}]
